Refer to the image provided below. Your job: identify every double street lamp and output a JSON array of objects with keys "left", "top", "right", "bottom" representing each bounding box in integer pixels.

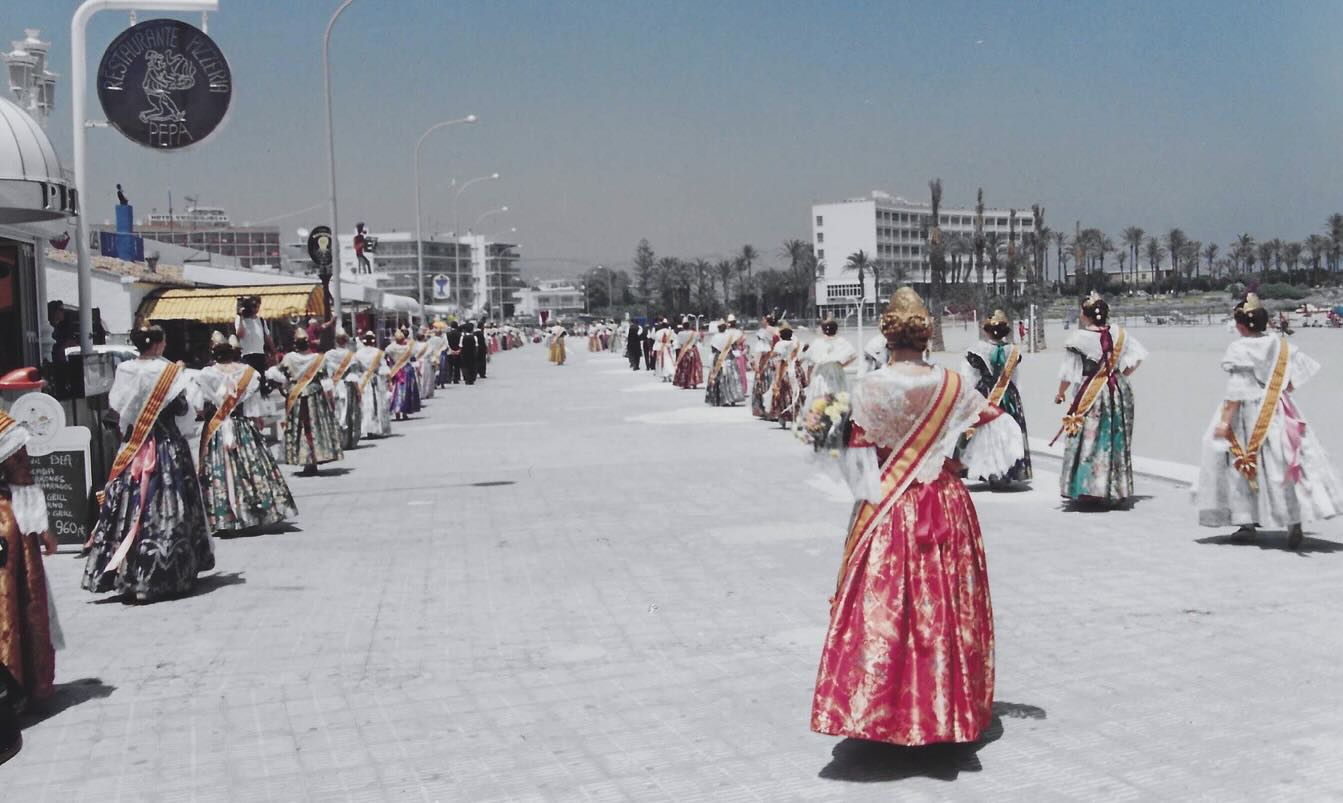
[
  {"left": 414, "top": 115, "right": 478, "bottom": 319},
  {"left": 452, "top": 172, "right": 500, "bottom": 309}
]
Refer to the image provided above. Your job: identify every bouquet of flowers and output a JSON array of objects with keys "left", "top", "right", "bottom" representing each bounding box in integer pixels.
[{"left": 796, "top": 391, "right": 851, "bottom": 457}]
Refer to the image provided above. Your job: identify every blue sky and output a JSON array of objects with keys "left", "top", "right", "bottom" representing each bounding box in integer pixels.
[{"left": 13, "top": 0, "right": 1343, "bottom": 275}]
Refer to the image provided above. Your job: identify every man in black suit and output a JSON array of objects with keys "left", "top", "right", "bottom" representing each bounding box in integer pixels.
[
  {"left": 474, "top": 321, "right": 489, "bottom": 379},
  {"left": 445, "top": 323, "right": 463, "bottom": 384},
  {"left": 626, "top": 321, "right": 643, "bottom": 370},
  {"left": 459, "top": 321, "right": 478, "bottom": 385}
]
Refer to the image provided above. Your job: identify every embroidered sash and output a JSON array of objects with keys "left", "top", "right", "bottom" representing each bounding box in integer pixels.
[
  {"left": 330, "top": 351, "right": 356, "bottom": 383},
  {"left": 199, "top": 366, "right": 256, "bottom": 464},
  {"left": 675, "top": 332, "right": 700, "bottom": 368},
  {"left": 1227, "top": 336, "right": 1291, "bottom": 492},
  {"left": 97, "top": 361, "right": 183, "bottom": 507},
  {"left": 708, "top": 331, "right": 741, "bottom": 381},
  {"left": 769, "top": 342, "right": 799, "bottom": 403},
  {"left": 284, "top": 355, "right": 324, "bottom": 415},
  {"left": 358, "top": 350, "right": 385, "bottom": 392},
  {"left": 832, "top": 371, "right": 964, "bottom": 598},
  {"left": 388, "top": 345, "right": 415, "bottom": 379},
  {"left": 965, "top": 345, "right": 1020, "bottom": 438},
  {"left": 1054, "top": 328, "right": 1127, "bottom": 444}
]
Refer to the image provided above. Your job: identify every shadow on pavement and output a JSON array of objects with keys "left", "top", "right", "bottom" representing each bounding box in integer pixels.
[
  {"left": 216, "top": 522, "right": 303, "bottom": 540},
  {"left": 189, "top": 571, "right": 247, "bottom": 597},
  {"left": 20, "top": 678, "right": 115, "bottom": 728},
  {"left": 1061, "top": 495, "right": 1152, "bottom": 513},
  {"left": 818, "top": 701, "right": 1045, "bottom": 783},
  {"left": 1196, "top": 532, "right": 1343, "bottom": 554},
  {"left": 293, "top": 467, "right": 354, "bottom": 478}
]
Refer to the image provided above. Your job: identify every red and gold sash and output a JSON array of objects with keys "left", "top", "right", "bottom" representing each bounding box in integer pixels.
[
  {"left": 1227, "top": 336, "right": 1291, "bottom": 492},
  {"left": 97, "top": 361, "right": 183, "bottom": 506},
  {"left": 708, "top": 331, "right": 741, "bottom": 381},
  {"left": 1056, "top": 328, "right": 1127, "bottom": 442},
  {"left": 358, "top": 349, "right": 385, "bottom": 392},
  {"left": 199, "top": 366, "right": 256, "bottom": 464},
  {"left": 833, "top": 370, "right": 964, "bottom": 599},
  {"left": 284, "top": 355, "right": 325, "bottom": 415},
  {"left": 769, "top": 342, "right": 800, "bottom": 401}
]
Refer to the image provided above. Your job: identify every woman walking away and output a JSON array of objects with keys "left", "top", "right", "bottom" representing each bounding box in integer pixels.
[
  {"left": 1054, "top": 292, "right": 1147, "bottom": 506},
  {"left": 1196, "top": 294, "right": 1343, "bottom": 548},
  {"left": 194, "top": 332, "right": 297, "bottom": 534},
  {"left": 83, "top": 325, "right": 214, "bottom": 602},
  {"left": 812, "top": 288, "right": 1019, "bottom": 746},
  {"left": 271, "top": 329, "right": 344, "bottom": 475},
  {"left": 959, "top": 309, "right": 1031, "bottom": 487}
]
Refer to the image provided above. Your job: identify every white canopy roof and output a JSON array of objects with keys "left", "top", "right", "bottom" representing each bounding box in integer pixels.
[{"left": 0, "top": 94, "right": 72, "bottom": 232}]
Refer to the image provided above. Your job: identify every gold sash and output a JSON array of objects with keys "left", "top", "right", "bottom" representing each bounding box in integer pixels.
[
  {"left": 768, "top": 342, "right": 799, "bottom": 402},
  {"left": 708, "top": 331, "right": 741, "bottom": 382},
  {"left": 1059, "top": 328, "right": 1127, "bottom": 439},
  {"left": 330, "top": 351, "right": 356, "bottom": 382},
  {"left": 199, "top": 366, "right": 256, "bottom": 464},
  {"left": 965, "top": 345, "right": 1020, "bottom": 438},
  {"left": 358, "top": 349, "right": 385, "bottom": 392},
  {"left": 833, "top": 371, "right": 964, "bottom": 597},
  {"left": 97, "top": 361, "right": 183, "bottom": 506},
  {"left": 1227, "top": 336, "right": 1291, "bottom": 492},
  {"left": 388, "top": 344, "right": 416, "bottom": 378},
  {"left": 284, "top": 355, "right": 324, "bottom": 416},
  {"left": 674, "top": 332, "right": 700, "bottom": 368}
]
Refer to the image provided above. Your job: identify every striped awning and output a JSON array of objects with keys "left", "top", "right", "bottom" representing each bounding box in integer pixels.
[{"left": 136, "top": 284, "right": 323, "bottom": 324}]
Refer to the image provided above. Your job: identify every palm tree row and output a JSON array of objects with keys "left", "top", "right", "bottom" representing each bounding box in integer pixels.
[{"left": 621, "top": 238, "right": 820, "bottom": 318}]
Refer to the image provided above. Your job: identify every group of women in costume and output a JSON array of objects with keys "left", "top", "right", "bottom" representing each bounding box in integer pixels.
[
  {"left": 0, "top": 316, "right": 522, "bottom": 758},
  {"left": 601, "top": 287, "right": 1341, "bottom": 752}
]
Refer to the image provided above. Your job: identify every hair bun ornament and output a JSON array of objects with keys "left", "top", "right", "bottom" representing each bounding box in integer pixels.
[
  {"left": 210, "top": 330, "right": 228, "bottom": 347},
  {"left": 1085, "top": 290, "right": 1104, "bottom": 305},
  {"left": 880, "top": 286, "right": 933, "bottom": 341},
  {"left": 987, "top": 309, "right": 1010, "bottom": 326},
  {"left": 1242, "top": 293, "right": 1263, "bottom": 312}
]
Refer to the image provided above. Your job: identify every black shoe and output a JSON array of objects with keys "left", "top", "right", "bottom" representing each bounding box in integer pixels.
[{"left": 1287, "top": 524, "right": 1304, "bottom": 550}]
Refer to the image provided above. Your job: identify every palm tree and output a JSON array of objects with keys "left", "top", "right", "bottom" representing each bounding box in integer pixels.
[
  {"left": 780, "top": 238, "right": 813, "bottom": 312},
  {"left": 1053, "top": 230, "right": 1068, "bottom": 287},
  {"left": 986, "top": 232, "right": 1003, "bottom": 292},
  {"left": 1164, "top": 229, "right": 1187, "bottom": 289},
  {"left": 1268, "top": 238, "right": 1284, "bottom": 274},
  {"left": 844, "top": 250, "right": 874, "bottom": 321},
  {"left": 1283, "top": 241, "right": 1304, "bottom": 284},
  {"left": 1202, "top": 243, "right": 1219, "bottom": 278},
  {"left": 1145, "top": 237, "right": 1165, "bottom": 279},
  {"left": 1122, "top": 226, "right": 1144, "bottom": 288},
  {"left": 1305, "top": 234, "right": 1329, "bottom": 284},
  {"left": 973, "top": 188, "right": 986, "bottom": 307},
  {"left": 927, "top": 178, "right": 947, "bottom": 351},
  {"left": 1328, "top": 214, "right": 1343, "bottom": 273},
  {"left": 738, "top": 244, "right": 759, "bottom": 314},
  {"left": 1233, "top": 233, "right": 1255, "bottom": 274},
  {"left": 1256, "top": 242, "right": 1274, "bottom": 278},
  {"left": 715, "top": 259, "right": 734, "bottom": 309}
]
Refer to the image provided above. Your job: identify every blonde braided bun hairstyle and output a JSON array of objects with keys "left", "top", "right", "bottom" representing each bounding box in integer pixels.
[{"left": 879, "top": 287, "right": 933, "bottom": 350}]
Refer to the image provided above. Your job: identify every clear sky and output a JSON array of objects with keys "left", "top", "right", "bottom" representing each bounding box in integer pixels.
[{"left": 14, "top": 0, "right": 1343, "bottom": 276}]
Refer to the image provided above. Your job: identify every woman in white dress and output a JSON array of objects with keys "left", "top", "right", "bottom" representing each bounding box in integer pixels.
[
  {"left": 1196, "top": 295, "right": 1343, "bottom": 548},
  {"left": 800, "top": 317, "right": 857, "bottom": 405},
  {"left": 355, "top": 332, "right": 392, "bottom": 438}
]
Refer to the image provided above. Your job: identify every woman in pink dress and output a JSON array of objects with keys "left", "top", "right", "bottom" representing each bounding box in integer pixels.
[{"left": 811, "top": 288, "right": 1020, "bottom": 746}]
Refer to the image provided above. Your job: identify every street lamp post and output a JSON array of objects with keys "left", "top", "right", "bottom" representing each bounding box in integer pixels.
[
  {"left": 452, "top": 171, "right": 499, "bottom": 309},
  {"left": 414, "top": 115, "right": 477, "bottom": 320},
  {"left": 487, "top": 226, "right": 517, "bottom": 319},
  {"left": 468, "top": 206, "right": 507, "bottom": 318},
  {"left": 323, "top": 0, "right": 357, "bottom": 334},
  {"left": 71, "top": 0, "right": 220, "bottom": 355}
]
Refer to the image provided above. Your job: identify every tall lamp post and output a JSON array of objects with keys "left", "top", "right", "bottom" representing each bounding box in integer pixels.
[
  {"left": 414, "top": 114, "right": 477, "bottom": 320},
  {"left": 488, "top": 226, "right": 517, "bottom": 318},
  {"left": 323, "top": 0, "right": 358, "bottom": 333},
  {"left": 452, "top": 171, "right": 499, "bottom": 309},
  {"left": 71, "top": 0, "right": 220, "bottom": 355}
]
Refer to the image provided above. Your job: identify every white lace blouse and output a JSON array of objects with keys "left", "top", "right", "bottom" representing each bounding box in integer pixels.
[{"left": 1220, "top": 335, "right": 1319, "bottom": 402}]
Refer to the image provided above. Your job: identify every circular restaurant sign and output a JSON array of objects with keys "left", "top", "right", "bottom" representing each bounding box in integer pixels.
[{"left": 96, "top": 19, "right": 232, "bottom": 150}]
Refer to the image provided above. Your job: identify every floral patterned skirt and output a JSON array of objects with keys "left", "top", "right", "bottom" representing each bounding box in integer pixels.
[
  {"left": 705, "top": 353, "right": 747, "bottom": 407},
  {"left": 83, "top": 420, "right": 215, "bottom": 598},
  {"left": 768, "top": 363, "right": 806, "bottom": 423},
  {"left": 200, "top": 414, "right": 298, "bottom": 532},
  {"left": 284, "top": 391, "right": 344, "bottom": 466},
  {"left": 1060, "top": 379, "right": 1134, "bottom": 502},
  {"left": 360, "top": 379, "right": 392, "bottom": 438},
  {"left": 333, "top": 383, "right": 362, "bottom": 450},
  {"left": 0, "top": 506, "right": 54, "bottom": 701},
  {"left": 812, "top": 472, "right": 994, "bottom": 745},
  {"left": 673, "top": 348, "right": 704, "bottom": 389},
  {"left": 751, "top": 354, "right": 774, "bottom": 417}
]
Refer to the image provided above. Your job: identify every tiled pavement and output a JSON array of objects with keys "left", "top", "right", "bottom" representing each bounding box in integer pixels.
[{"left": 7, "top": 343, "right": 1343, "bottom": 801}]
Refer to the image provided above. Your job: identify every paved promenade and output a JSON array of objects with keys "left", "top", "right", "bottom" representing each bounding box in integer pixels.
[{"left": 9, "top": 343, "right": 1343, "bottom": 801}]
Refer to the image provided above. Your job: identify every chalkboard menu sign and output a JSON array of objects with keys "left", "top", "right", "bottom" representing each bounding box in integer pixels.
[{"left": 28, "top": 450, "right": 92, "bottom": 545}]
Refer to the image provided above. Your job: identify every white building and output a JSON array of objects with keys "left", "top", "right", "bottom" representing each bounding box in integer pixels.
[
  {"left": 337, "top": 230, "right": 519, "bottom": 317},
  {"left": 812, "top": 191, "right": 1039, "bottom": 314},
  {"left": 516, "top": 279, "right": 585, "bottom": 321}
]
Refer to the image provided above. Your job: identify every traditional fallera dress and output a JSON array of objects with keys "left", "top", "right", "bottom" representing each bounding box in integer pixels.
[
  {"left": 0, "top": 413, "right": 58, "bottom": 703},
  {"left": 766, "top": 339, "right": 805, "bottom": 424},
  {"left": 672, "top": 328, "right": 705, "bottom": 389},
  {"left": 812, "top": 365, "right": 1020, "bottom": 746},
  {"left": 1195, "top": 335, "right": 1343, "bottom": 529},
  {"left": 83, "top": 357, "right": 215, "bottom": 599},
  {"left": 750, "top": 325, "right": 779, "bottom": 417},
  {"left": 415, "top": 338, "right": 435, "bottom": 400},
  {"left": 959, "top": 339, "right": 1032, "bottom": 483},
  {"left": 324, "top": 347, "right": 362, "bottom": 450},
  {"left": 192, "top": 362, "right": 298, "bottom": 532},
  {"left": 800, "top": 333, "right": 856, "bottom": 409},
  {"left": 273, "top": 350, "right": 345, "bottom": 467},
  {"left": 549, "top": 326, "right": 567, "bottom": 365},
  {"left": 355, "top": 344, "right": 392, "bottom": 438},
  {"left": 610, "top": 322, "right": 627, "bottom": 355},
  {"left": 427, "top": 331, "right": 447, "bottom": 388},
  {"left": 385, "top": 341, "right": 422, "bottom": 417},
  {"left": 705, "top": 328, "right": 749, "bottom": 407},
  {"left": 1057, "top": 327, "right": 1147, "bottom": 502},
  {"left": 655, "top": 328, "right": 677, "bottom": 382}
]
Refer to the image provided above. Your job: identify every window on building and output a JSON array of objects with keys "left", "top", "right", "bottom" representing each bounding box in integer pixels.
[
  {"left": 817, "top": 249, "right": 825, "bottom": 260},
  {"left": 815, "top": 215, "right": 823, "bottom": 226},
  {"left": 817, "top": 232, "right": 824, "bottom": 243}
]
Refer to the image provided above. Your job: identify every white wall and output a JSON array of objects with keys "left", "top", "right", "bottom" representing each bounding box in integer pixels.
[
  {"left": 812, "top": 200, "right": 878, "bottom": 305},
  {"left": 44, "top": 262, "right": 145, "bottom": 337}
]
